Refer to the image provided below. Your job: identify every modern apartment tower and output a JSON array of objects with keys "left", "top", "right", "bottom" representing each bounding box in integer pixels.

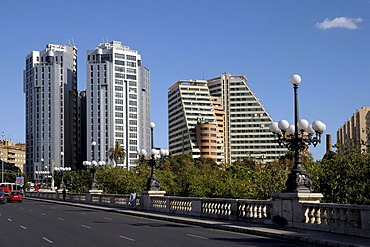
[
  {"left": 168, "top": 80, "right": 225, "bottom": 163},
  {"left": 86, "top": 41, "right": 150, "bottom": 169},
  {"left": 168, "top": 73, "right": 287, "bottom": 164},
  {"left": 24, "top": 44, "right": 78, "bottom": 180},
  {"left": 337, "top": 107, "right": 370, "bottom": 152}
]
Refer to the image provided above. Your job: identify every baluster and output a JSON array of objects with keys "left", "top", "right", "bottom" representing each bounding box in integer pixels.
[
  {"left": 315, "top": 206, "right": 321, "bottom": 224},
  {"left": 304, "top": 206, "right": 310, "bottom": 223}
]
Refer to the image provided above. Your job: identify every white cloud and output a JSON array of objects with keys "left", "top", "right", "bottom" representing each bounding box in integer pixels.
[{"left": 315, "top": 17, "right": 363, "bottom": 30}]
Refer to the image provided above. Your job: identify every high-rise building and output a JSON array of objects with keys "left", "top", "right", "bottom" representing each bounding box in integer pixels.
[
  {"left": 24, "top": 44, "right": 78, "bottom": 180},
  {"left": 86, "top": 41, "right": 150, "bottom": 169},
  {"left": 168, "top": 73, "right": 287, "bottom": 164},
  {"left": 337, "top": 107, "right": 370, "bottom": 152}
]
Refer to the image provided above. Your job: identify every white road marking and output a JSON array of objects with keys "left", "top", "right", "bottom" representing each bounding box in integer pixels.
[
  {"left": 119, "top": 235, "right": 135, "bottom": 241},
  {"left": 29, "top": 210, "right": 34, "bottom": 212},
  {"left": 103, "top": 217, "right": 112, "bottom": 221},
  {"left": 186, "top": 234, "right": 209, "bottom": 240},
  {"left": 81, "top": 224, "right": 91, "bottom": 229},
  {"left": 7, "top": 218, "right": 12, "bottom": 222},
  {"left": 43, "top": 237, "right": 53, "bottom": 244},
  {"left": 57, "top": 218, "right": 64, "bottom": 221},
  {"left": 20, "top": 225, "right": 27, "bottom": 230},
  {"left": 42, "top": 213, "right": 46, "bottom": 216}
]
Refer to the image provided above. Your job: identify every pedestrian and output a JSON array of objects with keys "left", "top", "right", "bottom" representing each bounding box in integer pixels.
[
  {"left": 62, "top": 189, "right": 66, "bottom": 202},
  {"left": 129, "top": 191, "right": 136, "bottom": 210}
]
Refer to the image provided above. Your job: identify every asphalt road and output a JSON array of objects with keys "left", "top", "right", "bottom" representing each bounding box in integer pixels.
[{"left": 0, "top": 199, "right": 314, "bottom": 247}]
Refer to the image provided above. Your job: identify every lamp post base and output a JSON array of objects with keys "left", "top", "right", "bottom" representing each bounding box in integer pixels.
[
  {"left": 272, "top": 192, "right": 323, "bottom": 227},
  {"left": 140, "top": 190, "right": 166, "bottom": 210},
  {"left": 284, "top": 169, "right": 312, "bottom": 193}
]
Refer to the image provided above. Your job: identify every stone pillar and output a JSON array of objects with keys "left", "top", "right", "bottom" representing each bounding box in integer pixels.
[
  {"left": 140, "top": 190, "right": 166, "bottom": 210},
  {"left": 272, "top": 192, "right": 323, "bottom": 228}
]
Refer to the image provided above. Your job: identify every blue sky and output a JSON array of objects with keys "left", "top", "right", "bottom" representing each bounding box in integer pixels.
[{"left": 0, "top": 0, "right": 369, "bottom": 160}]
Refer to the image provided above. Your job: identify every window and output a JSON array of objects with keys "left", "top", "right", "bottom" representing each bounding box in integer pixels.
[
  {"left": 129, "top": 81, "right": 137, "bottom": 86},
  {"left": 114, "top": 60, "right": 125, "bottom": 66},
  {"left": 126, "top": 62, "right": 136, "bottom": 67},
  {"left": 115, "top": 66, "right": 125, "bottom": 72},
  {"left": 115, "top": 86, "right": 123, "bottom": 91},
  {"left": 116, "top": 125, "right": 124, "bottom": 131},
  {"left": 115, "top": 73, "right": 125, "bottom": 79},
  {"left": 115, "top": 79, "right": 123, "bottom": 85},
  {"left": 115, "top": 106, "right": 124, "bottom": 111},
  {"left": 126, "top": 55, "right": 136, "bottom": 61},
  {"left": 126, "top": 74, "right": 136, "bottom": 80},
  {"left": 126, "top": 68, "right": 136, "bottom": 74},
  {"left": 115, "top": 54, "right": 125, "bottom": 59}
]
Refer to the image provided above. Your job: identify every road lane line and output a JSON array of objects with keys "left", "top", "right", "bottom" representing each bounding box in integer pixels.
[
  {"left": 57, "top": 218, "right": 64, "bottom": 221},
  {"left": 103, "top": 217, "right": 112, "bottom": 220},
  {"left": 81, "top": 224, "right": 91, "bottom": 229},
  {"left": 186, "top": 234, "right": 209, "bottom": 240},
  {"left": 119, "top": 235, "right": 135, "bottom": 241},
  {"left": 21, "top": 225, "right": 27, "bottom": 230},
  {"left": 7, "top": 218, "right": 12, "bottom": 222},
  {"left": 42, "top": 213, "right": 47, "bottom": 216},
  {"left": 43, "top": 237, "right": 53, "bottom": 244}
]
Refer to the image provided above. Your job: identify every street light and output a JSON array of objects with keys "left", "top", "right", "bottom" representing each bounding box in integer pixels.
[
  {"left": 137, "top": 122, "right": 169, "bottom": 191},
  {"left": 54, "top": 166, "right": 71, "bottom": 190},
  {"left": 83, "top": 160, "right": 105, "bottom": 190},
  {"left": 269, "top": 74, "right": 326, "bottom": 193}
]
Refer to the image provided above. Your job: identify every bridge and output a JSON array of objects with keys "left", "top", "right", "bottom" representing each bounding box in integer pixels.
[{"left": 26, "top": 191, "right": 370, "bottom": 246}]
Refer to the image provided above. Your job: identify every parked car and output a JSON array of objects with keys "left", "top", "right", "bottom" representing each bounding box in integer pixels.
[
  {"left": 7, "top": 191, "right": 22, "bottom": 203},
  {"left": 0, "top": 189, "right": 5, "bottom": 204}
]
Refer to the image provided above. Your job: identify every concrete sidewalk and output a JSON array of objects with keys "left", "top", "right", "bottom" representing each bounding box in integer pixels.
[{"left": 27, "top": 197, "right": 370, "bottom": 247}]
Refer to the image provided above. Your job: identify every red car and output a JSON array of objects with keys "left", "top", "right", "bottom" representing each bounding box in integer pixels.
[{"left": 7, "top": 191, "right": 23, "bottom": 203}]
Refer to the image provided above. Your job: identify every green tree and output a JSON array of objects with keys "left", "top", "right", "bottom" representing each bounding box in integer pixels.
[{"left": 108, "top": 142, "right": 126, "bottom": 167}]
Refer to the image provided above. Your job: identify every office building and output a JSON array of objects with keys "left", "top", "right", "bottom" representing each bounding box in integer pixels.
[
  {"left": 337, "top": 107, "right": 370, "bottom": 152},
  {"left": 168, "top": 73, "right": 287, "bottom": 164},
  {"left": 24, "top": 44, "right": 78, "bottom": 180},
  {"left": 86, "top": 41, "right": 150, "bottom": 169}
]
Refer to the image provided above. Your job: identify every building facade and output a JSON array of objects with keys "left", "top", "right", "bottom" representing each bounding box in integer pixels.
[
  {"left": 24, "top": 44, "right": 78, "bottom": 180},
  {"left": 0, "top": 140, "right": 26, "bottom": 173},
  {"left": 337, "top": 107, "right": 370, "bottom": 152},
  {"left": 168, "top": 73, "right": 287, "bottom": 164},
  {"left": 86, "top": 41, "right": 150, "bottom": 169}
]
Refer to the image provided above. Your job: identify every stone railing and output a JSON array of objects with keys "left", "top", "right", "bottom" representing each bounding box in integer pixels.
[
  {"left": 302, "top": 202, "right": 370, "bottom": 238},
  {"left": 25, "top": 191, "right": 370, "bottom": 238},
  {"left": 25, "top": 192, "right": 272, "bottom": 224}
]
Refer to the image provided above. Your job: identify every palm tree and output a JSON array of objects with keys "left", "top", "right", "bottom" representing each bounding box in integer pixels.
[{"left": 108, "top": 142, "right": 126, "bottom": 167}]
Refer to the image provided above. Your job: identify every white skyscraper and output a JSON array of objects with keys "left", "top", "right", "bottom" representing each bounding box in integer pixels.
[
  {"left": 24, "top": 44, "right": 78, "bottom": 180},
  {"left": 86, "top": 41, "right": 150, "bottom": 169},
  {"left": 168, "top": 73, "right": 287, "bottom": 164}
]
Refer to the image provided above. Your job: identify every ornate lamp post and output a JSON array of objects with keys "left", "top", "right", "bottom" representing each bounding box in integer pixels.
[
  {"left": 83, "top": 160, "right": 105, "bottom": 190},
  {"left": 54, "top": 166, "right": 71, "bottom": 190},
  {"left": 269, "top": 74, "right": 326, "bottom": 193},
  {"left": 83, "top": 141, "right": 105, "bottom": 191},
  {"left": 137, "top": 122, "right": 169, "bottom": 191}
]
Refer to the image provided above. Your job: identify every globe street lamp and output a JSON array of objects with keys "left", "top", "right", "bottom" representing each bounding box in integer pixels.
[
  {"left": 269, "top": 74, "right": 326, "bottom": 193},
  {"left": 137, "top": 121, "right": 169, "bottom": 191},
  {"left": 54, "top": 166, "right": 71, "bottom": 190},
  {"left": 83, "top": 160, "right": 105, "bottom": 190}
]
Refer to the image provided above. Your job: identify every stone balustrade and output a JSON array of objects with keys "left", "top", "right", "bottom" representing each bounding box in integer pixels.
[
  {"left": 302, "top": 202, "right": 370, "bottom": 237},
  {"left": 25, "top": 191, "right": 370, "bottom": 238}
]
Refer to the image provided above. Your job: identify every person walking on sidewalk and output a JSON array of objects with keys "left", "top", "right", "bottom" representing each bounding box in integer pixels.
[{"left": 129, "top": 191, "right": 136, "bottom": 210}]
